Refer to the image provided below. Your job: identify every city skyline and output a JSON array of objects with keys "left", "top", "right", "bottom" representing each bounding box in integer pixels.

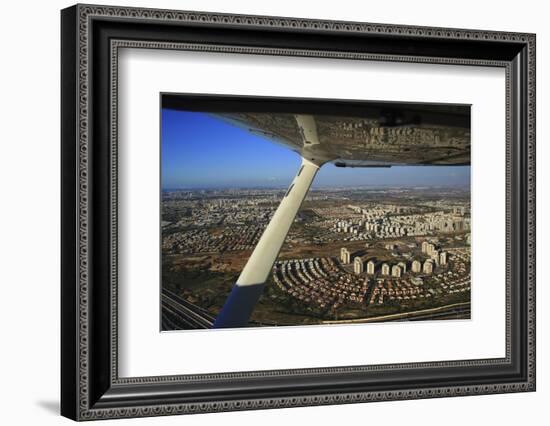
[{"left": 162, "top": 109, "right": 471, "bottom": 190}]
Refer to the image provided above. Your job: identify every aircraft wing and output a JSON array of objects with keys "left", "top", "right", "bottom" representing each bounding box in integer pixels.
[
  {"left": 163, "top": 94, "right": 470, "bottom": 166},
  {"left": 213, "top": 111, "right": 470, "bottom": 166}
]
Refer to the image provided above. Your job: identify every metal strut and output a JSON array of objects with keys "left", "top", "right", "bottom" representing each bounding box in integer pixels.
[{"left": 213, "top": 157, "right": 320, "bottom": 328}]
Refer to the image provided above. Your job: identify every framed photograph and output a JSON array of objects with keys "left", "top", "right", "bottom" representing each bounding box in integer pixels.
[{"left": 61, "top": 4, "right": 536, "bottom": 421}]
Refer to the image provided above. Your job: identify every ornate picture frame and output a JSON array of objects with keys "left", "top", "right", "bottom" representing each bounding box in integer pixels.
[{"left": 61, "top": 4, "right": 535, "bottom": 420}]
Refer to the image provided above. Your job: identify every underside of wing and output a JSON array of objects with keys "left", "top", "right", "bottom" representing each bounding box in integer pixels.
[
  {"left": 163, "top": 94, "right": 471, "bottom": 166},
  {"left": 214, "top": 112, "right": 470, "bottom": 166}
]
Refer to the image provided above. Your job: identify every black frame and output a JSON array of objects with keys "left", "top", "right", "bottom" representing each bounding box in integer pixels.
[{"left": 61, "top": 4, "right": 536, "bottom": 421}]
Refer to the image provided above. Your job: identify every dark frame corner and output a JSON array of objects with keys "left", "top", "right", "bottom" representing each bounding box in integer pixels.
[{"left": 61, "top": 3, "right": 535, "bottom": 421}]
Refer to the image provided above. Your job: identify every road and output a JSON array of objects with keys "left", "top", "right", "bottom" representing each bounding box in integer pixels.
[
  {"left": 161, "top": 288, "right": 215, "bottom": 330},
  {"left": 321, "top": 302, "right": 471, "bottom": 324}
]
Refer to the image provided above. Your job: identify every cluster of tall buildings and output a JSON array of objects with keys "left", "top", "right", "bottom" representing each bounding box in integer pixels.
[
  {"left": 340, "top": 240, "right": 448, "bottom": 278},
  {"left": 333, "top": 206, "right": 469, "bottom": 241},
  {"left": 335, "top": 217, "right": 411, "bottom": 239},
  {"left": 421, "top": 240, "right": 448, "bottom": 266}
]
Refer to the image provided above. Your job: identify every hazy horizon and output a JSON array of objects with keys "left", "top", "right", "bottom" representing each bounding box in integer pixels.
[{"left": 162, "top": 181, "right": 471, "bottom": 191}]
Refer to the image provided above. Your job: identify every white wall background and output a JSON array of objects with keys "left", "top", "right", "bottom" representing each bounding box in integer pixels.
[{"left": 0, "top": 0, "right": 546, "bottom": 424}]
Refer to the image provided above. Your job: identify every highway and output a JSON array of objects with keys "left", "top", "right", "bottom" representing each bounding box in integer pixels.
[
  {"left": 161, "top": 288, "right": 215, "bottom": 330},
  {"left": 321, "top": 302, "right": 471, "bottom": 325}
]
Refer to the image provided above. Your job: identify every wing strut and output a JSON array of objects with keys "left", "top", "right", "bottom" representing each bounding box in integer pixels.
[{"left": 213, "top": 157, "right": 320, "bottom": 328}]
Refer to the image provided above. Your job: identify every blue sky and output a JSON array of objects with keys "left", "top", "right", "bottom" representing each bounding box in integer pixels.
[{"left": 161, "top": 109, "right": 470, "bottom": 190}]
